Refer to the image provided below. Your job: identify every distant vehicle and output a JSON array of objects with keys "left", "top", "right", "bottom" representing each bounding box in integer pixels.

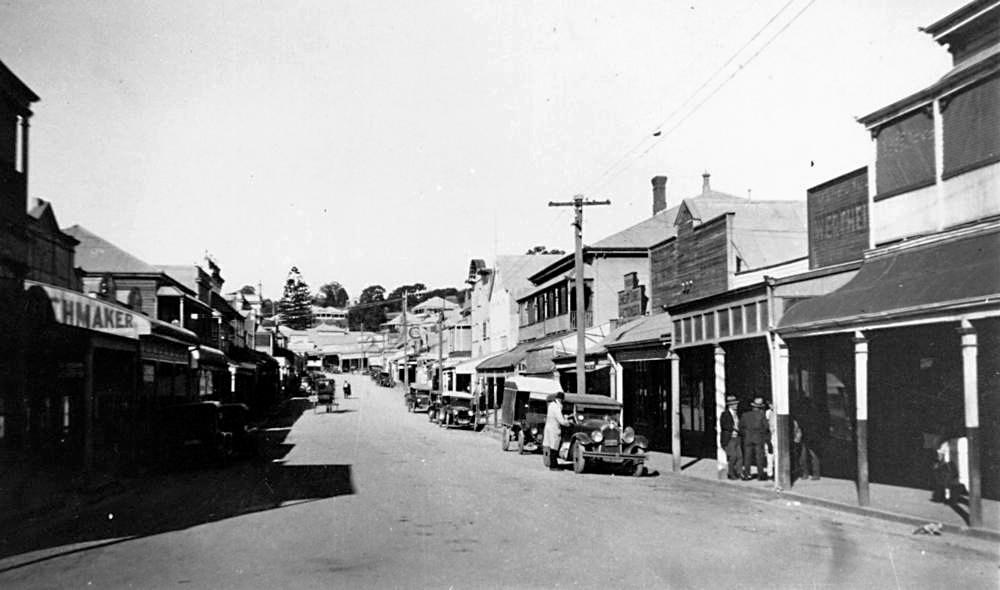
[
  {"left": 161, "top": 401, "right": 233, "bottom": 466},
  {"left": 314, "top": 376, "right": 338, "bottom": 413},
  {"left": 407, "top": 383, "right": 432, "bottom": 413},
  {"left": 501, "top": 377, "right": 562, "bottom": 454},
  {"left": 557, "top": 394, "right": 648, "bottom": 476},
  {"left": 437, "top": 391, "right": 484, "bottom": 429}
]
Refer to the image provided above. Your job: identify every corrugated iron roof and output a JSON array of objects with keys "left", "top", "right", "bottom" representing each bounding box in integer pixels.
[{"left": 63, "top": 225, "right": 160, "bottom": 274}]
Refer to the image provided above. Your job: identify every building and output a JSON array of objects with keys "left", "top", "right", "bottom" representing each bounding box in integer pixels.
[
  {"left": 0, "top": 60, "right": 38, "bottom": 453},
  {"left": 774, "top": 0, "right": 1000, "bottom": 527}
]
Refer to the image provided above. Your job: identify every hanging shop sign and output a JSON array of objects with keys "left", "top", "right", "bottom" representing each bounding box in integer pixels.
[{"left": 25, "top": 280, "right": 151, "bottom": 340}]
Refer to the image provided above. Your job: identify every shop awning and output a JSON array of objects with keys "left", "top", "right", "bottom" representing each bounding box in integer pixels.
[
  {"left": 778, "top": 227, "right": 1000, "bottom": 335},
  {"left": 191, "top": 345, "right": 228, "bottom": 368},
  {"left": 603, "top": 313, "right": 673, "bottom": 362},
  {"left": 476, "top": 333, "right": 566, "bottom": 373}
]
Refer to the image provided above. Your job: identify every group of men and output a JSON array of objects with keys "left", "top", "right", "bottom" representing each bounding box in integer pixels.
[{"left": 720, "top": 395, "right": 773, "bottom": 481}]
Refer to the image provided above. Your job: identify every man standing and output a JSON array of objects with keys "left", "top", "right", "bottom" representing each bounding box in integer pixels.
[
  {"left": 742, "top": 397, "right": 771, "bottom": 481},
  {"left": 720, "top": 395, "right": 745, "bottom": 480},
  {"left": 542, "top": 392, "right": 570, "bottom": 471}
]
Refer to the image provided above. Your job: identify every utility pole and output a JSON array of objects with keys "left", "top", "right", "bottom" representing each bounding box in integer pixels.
[
  {"left": 548, "top": 195, "right": 610, "bottom": 396},
  {"left": 437, "top": 310, "right": 445, "bottom": 397},
  {"left": 401, "top": 292, "right": 409, "bottom": 391}
]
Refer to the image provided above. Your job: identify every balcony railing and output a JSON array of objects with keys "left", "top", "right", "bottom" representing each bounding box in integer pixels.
[{"left": 519, "top": 310, "right": 592, "bottom": 340}]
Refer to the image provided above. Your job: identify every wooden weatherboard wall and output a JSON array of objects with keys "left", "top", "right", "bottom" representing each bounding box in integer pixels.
[{"left": 807, "top": 167, "right": 869, "bottom": 269}]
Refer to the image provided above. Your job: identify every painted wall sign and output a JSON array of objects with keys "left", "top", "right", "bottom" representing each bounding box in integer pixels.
[{"left": 25, "top": 279, "right": 151, "bottom": 339}]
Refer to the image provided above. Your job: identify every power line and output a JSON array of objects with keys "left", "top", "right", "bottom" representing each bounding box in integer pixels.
[{"left": 583, "top": 0, "right": 815, "bottom": 196}]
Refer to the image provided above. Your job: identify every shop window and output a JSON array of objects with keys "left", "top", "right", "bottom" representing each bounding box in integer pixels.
[
  {"left": 705, "top": 312, "right": 715, "bottom": 339},
  {"left": 693, "top": 315, "right": 703, "bottom": 342},
  {"left": 673, "top": 320, "right": 683, "bottom": 344},
  {"left": 682, "top": 317, "right": 691, "bottom": 343}
]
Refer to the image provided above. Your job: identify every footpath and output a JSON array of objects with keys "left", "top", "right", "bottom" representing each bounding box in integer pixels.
[{"left": 481, "top": 422, "right": 999, "bottom": 542}]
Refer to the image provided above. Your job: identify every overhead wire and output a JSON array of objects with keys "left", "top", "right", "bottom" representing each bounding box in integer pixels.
[{"left": 582, "top": 0, "right": 815, "bottom": 196}]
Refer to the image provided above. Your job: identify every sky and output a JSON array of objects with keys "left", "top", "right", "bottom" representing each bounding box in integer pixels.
[{"left": 0, "top": 0, "right": 958, "bottom": 301}]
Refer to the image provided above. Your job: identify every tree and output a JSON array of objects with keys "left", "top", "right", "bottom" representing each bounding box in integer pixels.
[
  {"left": 278, "top": 266, "right": 314, "bottom": 330},
  {"left": 349, "top": 284, "right": 387, "bottom": 331},
  {"left": 386, "top": 283, "right": 426, "bottom": 312},
  {"left": 526, "top": 245, "right": 565, "bottom": 255},
  {"left": 314, "top": 282, "right": 350, "bottom": 308},
  {"left": 358, "top": 284, "right": 386, "bottom": 304},
  {"left": 239, "top": 284, "right": 257, "bottom": 295}
]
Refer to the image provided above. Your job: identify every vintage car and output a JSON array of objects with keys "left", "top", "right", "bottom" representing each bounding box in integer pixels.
[
  {"left": 219, "top": 402, "right": 257, "bottom": 457},
  {"left": 500, "top": 377, "right": 563, "bottom": 454},
  {"left": 437, "top": 391, "right": 486, "bottom": 429},
  {"left": 161, "top": 401, "right": 233, "bottom": 466},
  {"left": 376, "top": 371, "right": 394, "bottom": 387},
  {"left": 406, "top": 382, "right": 433, "bottom": 413},
  {"left": 557, "top": 393, "right": 648, "bottom": 475}
]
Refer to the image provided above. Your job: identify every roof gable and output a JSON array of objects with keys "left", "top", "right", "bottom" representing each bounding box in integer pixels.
[{"left": 63, "top": 225, "right": 160, "bottom": 274}]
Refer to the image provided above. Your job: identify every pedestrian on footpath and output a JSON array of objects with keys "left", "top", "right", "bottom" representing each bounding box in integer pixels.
[
  {"left": 542, "top": 392, "right": 570, "bottom": 471},
  {"left": 720, "top": 395, "right": 746, "bottom": 480},
  {"left": 741, "top": 397, "right": 771, "bottom": 481}
]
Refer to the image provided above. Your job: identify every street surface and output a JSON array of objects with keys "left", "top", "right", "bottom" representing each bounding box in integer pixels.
[{"left": 1, "top": 377, "right": 997, "bottom": 589}]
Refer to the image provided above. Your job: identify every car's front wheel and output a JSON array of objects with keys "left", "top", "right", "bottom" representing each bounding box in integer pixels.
[{"left": 573, "top": 442, "right": 587, "bottom": 474}]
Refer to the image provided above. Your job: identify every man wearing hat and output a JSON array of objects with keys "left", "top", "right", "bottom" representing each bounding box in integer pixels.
[
  {"left": 741, "top": 397, "right": 772, "bottom": 481},
  {"left": 720, "top": 395, "right": 746, "bottom": 480}
]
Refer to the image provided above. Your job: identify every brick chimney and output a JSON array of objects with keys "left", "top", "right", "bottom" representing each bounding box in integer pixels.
[
  {"left": 702, "top": 171, "right": 711, "bottom": 195},
  {"left": 651, "top": 175, "right": 667, "bottom": 215}
]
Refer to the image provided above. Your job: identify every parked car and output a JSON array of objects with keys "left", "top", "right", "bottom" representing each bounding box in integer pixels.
[
  {"left": 161, "top": 401, "right": 233, "bottom": 466},
  {"left": 501, "top": 377, "right": 562, "bottom": 454},
  {"left": 406, "top": 383, "right": 432, "bottom": 413},
  {"left": 437, "top": 391, "right": 485, "bottom": 429},
  {"left": 219, "top": 403, "right": 257, "bottom": 457},
  {"left": 557, "top": 393, "right": 648, "bottom": 476}
]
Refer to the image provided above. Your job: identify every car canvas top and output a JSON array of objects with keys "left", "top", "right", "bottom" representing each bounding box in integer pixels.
[
  {"left": 563, "top": 393, "right": 621, "bottom": 409},
  {"left": 505, "top": 376, "right": 563, "bottom": 395}
]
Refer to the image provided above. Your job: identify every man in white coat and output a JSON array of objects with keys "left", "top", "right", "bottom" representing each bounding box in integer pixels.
[{"left": 543, "top": 392, "right": 570, "bottom": 470}]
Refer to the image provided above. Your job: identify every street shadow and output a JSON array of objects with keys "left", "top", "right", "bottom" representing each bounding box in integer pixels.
[
  {"left": 0, "top": 396, "right": 356, "bottom": 569},
  {"left": 681, "top": 457, "right": 704, "bottom": 470}
]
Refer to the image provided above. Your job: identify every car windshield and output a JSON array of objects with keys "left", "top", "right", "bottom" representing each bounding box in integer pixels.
[{"left": 573, "top": 406, "right": 619, "bottom": 424}]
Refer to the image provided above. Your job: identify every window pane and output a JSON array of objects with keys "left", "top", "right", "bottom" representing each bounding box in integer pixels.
[
  {"left": 731, "top": 306, "right": 743, "bottom": 335},
  {"left": 745, "top": 303, "right": 758, "bottom": 333},
  {"left": 705, "top": 311, "right": 715, "bottom": 339},
  {"left": 673, "top": 320, "right": 683, "bottom": 344},
  {"left": 693, "top": 314, "right": 703, "bottom": 342},
  {"left": 759, "top": 300, "right": 769, "bottom": 329},
  {"left": 875, "top": 110, "right": 935, "bottom": 197},
  {"left": 682, "top": 318, "right": 691, "bottom": 343},
  {"left": 718, "top": 309, "right": 730, "bottom": 337}
]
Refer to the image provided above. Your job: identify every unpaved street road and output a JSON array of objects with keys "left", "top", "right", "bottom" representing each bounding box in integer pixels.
[{"left": 2, "top": 377, "right": 997, "bottom": 589}]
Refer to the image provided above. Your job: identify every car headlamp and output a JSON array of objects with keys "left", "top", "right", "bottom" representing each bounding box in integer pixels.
[
  {"left": 591, "top": 429, "right": 604, "bottom": 443},
  {"left": 622, "top": 427, "right": 636, "bottom": 444},
  {"left": 531, "top": 427, "right": 539, "bottom": 435}
]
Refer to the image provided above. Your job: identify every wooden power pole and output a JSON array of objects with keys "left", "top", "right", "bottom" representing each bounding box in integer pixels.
[
  {"left": 401, "top": 292, "right": 409, "bottom": 391},
  {"left": 548, "top": 195, "right": 610, "bottom": 395}
]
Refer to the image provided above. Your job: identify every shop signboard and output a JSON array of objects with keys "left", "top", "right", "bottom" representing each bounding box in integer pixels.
[{"left": 25, "top": 280, "right": 151, "bottom": 340}]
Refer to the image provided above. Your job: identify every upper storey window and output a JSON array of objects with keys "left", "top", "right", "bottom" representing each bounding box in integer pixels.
[
  {"left": 943, "top": 74, "right": 1000, "bottom": 179},
  {"left": 874, "top": 108, "right": 935, "bottom": 200}
]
